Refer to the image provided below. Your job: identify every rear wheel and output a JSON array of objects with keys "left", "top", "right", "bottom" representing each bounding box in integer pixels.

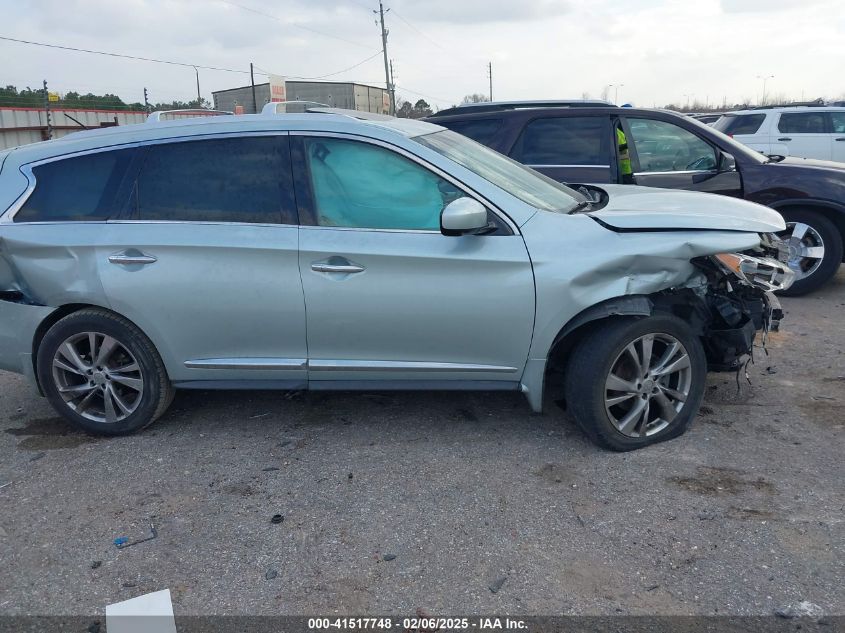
[
  {"left": 564, "top": 316, "right": 707, "bottom": 451},
  {"left": 777, "top": 209, "right": 843, "bottom": 296},
  {"left": 37, "top": 309, "right": 173, "bottom": 435}
]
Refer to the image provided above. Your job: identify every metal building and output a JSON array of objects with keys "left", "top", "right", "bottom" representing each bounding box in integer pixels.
[
  {"left": 0, "top": 108, "right": 147, "bottom": 150},
  {"left": 213, "top": 81, "right": 390, "bottom": 115}
]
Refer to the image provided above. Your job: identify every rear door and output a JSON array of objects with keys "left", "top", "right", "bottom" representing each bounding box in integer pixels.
[
  {"left": 507, "top": 115, "right": 615, "bottom": 184},
  {"left": 775, "top": 112, "right": 832, "bottom": 160},
  {"left": 713, "top": 113, "right": 769, "bottom": 152},
  {"left": 97, "top": 134, "right": 308, "bottom": 387},
  {"left": 622, "top": 116, "right": 743, "bottom": 196}
]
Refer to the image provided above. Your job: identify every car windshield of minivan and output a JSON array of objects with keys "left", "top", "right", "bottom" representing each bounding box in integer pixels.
[{"left": 414, "top": 129, "right": 583, "bottom": 213}]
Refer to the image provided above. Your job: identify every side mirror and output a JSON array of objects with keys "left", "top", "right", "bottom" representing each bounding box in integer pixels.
[
  {"left": 440, "top": 198, "right": 488, "bottom": 236},
  {"left": 719, "top": 151, "right": 736, "bottom": 172}
]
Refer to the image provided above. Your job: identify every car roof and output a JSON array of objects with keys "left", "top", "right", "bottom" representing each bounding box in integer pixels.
[
  {"left": 724, "top": 106, "right": 844, "bottom": 115},
  {"left": 427, "top": 105, "right": 682, "bottom": 121},
  {"left": 7, "top": 109, "right": 445, "bottom": 165}
]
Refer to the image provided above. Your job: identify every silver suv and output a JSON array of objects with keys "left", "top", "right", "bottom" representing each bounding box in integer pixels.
[{"left": 0, "top": 108, "right": 792, "bottom": 450}]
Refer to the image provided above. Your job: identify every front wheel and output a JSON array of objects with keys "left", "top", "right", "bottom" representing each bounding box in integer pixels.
[
  {"left": 776, "top": 209, "right": 843, "bottom": 296},
  {"left": 564, "top": 316, "right": 707, "bottom": 451},
  {"left": 36, "top": 308, "right": 174, "bottom": 435}
]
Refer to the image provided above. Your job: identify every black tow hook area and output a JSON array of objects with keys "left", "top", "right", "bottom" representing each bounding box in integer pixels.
[{"left": 704, "top": 319, "right": 756, "bottom": 371}]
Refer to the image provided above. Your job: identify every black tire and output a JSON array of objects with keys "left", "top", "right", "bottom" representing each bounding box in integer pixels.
[
  {"left": 777, "top": 209, "right": 843, "bottom": 297},
  {"left": 564, "top": 315, "right": 707, "bottom": 451},
  {"left": 36, "top": 308, "right": 174, "bottom": 435}
]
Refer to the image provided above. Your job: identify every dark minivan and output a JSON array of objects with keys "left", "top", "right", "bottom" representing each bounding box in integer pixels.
[{"left": 428, "top": 102, "right": 845, "bottom": 295}]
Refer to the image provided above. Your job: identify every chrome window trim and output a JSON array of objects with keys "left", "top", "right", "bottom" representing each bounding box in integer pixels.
[
  {"left": 291, "top": 130, "right": 520, "bottom": 235},
  {"left": 1, "top": 130, "right": 292, "bottom": 224},
  {"left": 184, "top": 358, "right": 307, "bottom": 370},
  {"left": 527, "top": 164, "right": 611, "bottom": 168}
]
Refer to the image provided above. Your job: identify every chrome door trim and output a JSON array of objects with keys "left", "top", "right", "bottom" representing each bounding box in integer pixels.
[
  {"left": 308, "top": 360, "right": 519, "bottom": 373},
  {"left": 2, "top": 130, "right": 292, "bottom": 223},
  {"left": 184, "top": 358, "right": 307, "bottom": 370},
  {"left": 633, "top": 169, "right": 717, "bottom": 176},
  {"left": 290, "top": 130, "right": 520, "bottom": 235}
]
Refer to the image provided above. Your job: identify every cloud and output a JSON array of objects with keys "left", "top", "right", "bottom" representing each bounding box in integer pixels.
[{"left": 392, "top": 0, "right": 570, "bottom": 24}]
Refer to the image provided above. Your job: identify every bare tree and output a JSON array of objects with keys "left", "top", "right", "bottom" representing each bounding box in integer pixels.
[
  {"left": 461, "top": 93, "right": 490, "bottom": 104},
  {"left": 581, "top": 91, "right": 591, "bottom": 100},
  {"left": 599, "top": 85, "right": 610, "bottom": 101}
]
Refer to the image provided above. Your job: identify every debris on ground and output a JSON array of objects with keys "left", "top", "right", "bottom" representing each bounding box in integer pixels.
[
  {"left": 91, "top": 561, "right": 102, "bottom": 570},
  {"left": 114, "top": 522, "right": 158, "bottom": 549},
  {"left": 488, "top": 576, "right": 507, "bottom": 593},
  {"left": 271, "top": 514, "right": 284, "bottom": 524},
  {"left": 265, "top": 569, "right": 278, "bottom": 580},
  {"left": 383, "top": 554, "right": 396, "bottom": 561},
  {"left": 775, "top": 600, "right": 824, "bottom": 618}
]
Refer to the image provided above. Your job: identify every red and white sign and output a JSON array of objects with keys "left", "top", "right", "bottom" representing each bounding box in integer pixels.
[{"left": 269, "top": 75, "right": 287, "bottom": 103}]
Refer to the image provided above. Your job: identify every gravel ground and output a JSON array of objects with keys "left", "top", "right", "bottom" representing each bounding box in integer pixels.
[{"left": 0, "top": 271, "right": 843, "bottom": 617}]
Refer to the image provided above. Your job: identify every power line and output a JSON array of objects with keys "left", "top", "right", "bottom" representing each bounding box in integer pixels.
[
  {"left": 218, "top": 0, "right": 373, "bottom": 50},
  {"left": 389, "top": 9, "right": 448, "bottom": 51},
  {"left": 0, "top": 35, "right": 252, "bottom": 74},
  {"left": 394, "top": 84, "right": 454, "bottom": 105},
  {"left": 255, "top": 50, "right": 384, "bottom": 81}
]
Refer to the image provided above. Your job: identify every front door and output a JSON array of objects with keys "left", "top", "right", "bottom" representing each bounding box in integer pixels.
[
  {"left": 97, "top": 135, "right": 308, "bottom": 387},
  {"left": 623, "top": 117, "right": 743, "bottom": 197},
  {"left": 293, "top": 135, "right": 535, "bottom": 386}
]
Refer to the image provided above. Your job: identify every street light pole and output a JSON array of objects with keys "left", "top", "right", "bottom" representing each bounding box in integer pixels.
[
  {"left": 193, "top": 65, "right": 201, "bottom": 107},
  {"left": 756, "top": 74, "right": 774, "bottom": 105}
]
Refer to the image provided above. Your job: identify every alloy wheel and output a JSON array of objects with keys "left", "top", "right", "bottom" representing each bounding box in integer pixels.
[
  {"left": 51, "top": 332, "right": 144, "bottom": 424},
  {"left": 604, "top": 333, "right": 693, "bottom": 438},
  {"left": 779, "top": 221, "right": 825, "bottom": 280}
]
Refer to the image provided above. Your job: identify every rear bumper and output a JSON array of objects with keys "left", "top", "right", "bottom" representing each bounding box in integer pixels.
[{"left": 0, "top": 298, "right": 55, "bottom": 386}]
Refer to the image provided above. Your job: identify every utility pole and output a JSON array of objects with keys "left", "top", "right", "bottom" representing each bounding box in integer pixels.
[
  {"left": 143, "top": 87, "right": 150, "bottom": 113},
  {"left": 42, "top": 79, "right": 53, "bottom": 140},
  {"left": 375, "top": 1, "right": 395, "bottom": 115},
  {"left": 250, "top": 63, "right": 257, "bottom": 113},
  {"left": 487, "top": 62, "right": 493, "bottom": 101},
  {"left": 389, "top": 58, "right": 396, "bottom": 112},
  {"left": 192, "top": 65, "right": 202, "bottom": 107}
]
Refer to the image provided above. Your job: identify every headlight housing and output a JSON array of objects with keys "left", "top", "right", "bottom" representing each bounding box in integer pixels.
[{"left": 712, "top": 252, "right": 795, "bottom": 292}]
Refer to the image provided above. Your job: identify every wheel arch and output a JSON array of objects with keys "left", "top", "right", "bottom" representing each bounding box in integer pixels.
[{"left": 31, "top": 303, "right": 162, "bottom": 393}]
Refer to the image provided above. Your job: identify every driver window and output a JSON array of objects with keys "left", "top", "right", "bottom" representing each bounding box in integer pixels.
[
  {"left": 303, "top": 137, "right": 465, "bottom": 230},
  {"left": 626, "top": 119, "right": 717, "bottom": 173}
]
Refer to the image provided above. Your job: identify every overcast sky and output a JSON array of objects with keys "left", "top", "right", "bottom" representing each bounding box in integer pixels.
[{"left": 2, "top": 0, "right": 843, "bottom": 110}]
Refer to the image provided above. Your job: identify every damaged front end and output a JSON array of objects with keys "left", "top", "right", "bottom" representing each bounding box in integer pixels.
[{"left": 664, "top": 234, "right": 794, "bottom": 372}]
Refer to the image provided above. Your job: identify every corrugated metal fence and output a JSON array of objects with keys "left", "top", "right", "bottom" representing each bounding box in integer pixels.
[{"left": 0, "top": 108, "right": 148, "bottom": 150}]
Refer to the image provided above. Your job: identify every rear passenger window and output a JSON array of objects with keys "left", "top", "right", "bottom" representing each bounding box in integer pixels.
[
  {"left": 509, "top": 117, "right": 609, "bottom": 166},
  {"left": 439, "top": 119, "right": 503, "bottom": 146},
  {"left": 15, "top": 149, "right": 136, "bottom": 223},
  {"left": 778, "top": 113, "right": 828, "bottom": 134},
  {"left": 713, "top": 114, "right": 765, "bottom": 135},
  {"left": 132, "top": 136, "right": 295, "bottom": 224}
]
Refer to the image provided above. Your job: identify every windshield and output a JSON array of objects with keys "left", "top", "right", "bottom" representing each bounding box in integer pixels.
[{"left": 413, "top": 129, "right": 582, "bottom": 213}]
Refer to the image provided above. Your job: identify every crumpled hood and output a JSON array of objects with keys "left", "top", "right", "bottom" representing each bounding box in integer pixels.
[{"left": 586, "top": 184, "right": 786, "bottom": 233}]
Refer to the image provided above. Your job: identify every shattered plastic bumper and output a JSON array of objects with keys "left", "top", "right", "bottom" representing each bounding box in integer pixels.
[{"left": 0, "top": 296, "right": 55, "bottom": 385}]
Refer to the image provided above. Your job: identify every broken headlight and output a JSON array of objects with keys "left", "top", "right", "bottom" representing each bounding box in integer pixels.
[{"left": 712, "top": 252, "right": 795, "bottom": 292}]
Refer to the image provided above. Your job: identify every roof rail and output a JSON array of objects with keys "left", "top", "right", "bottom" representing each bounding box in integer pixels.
[
  {"left": 146, "top": 109, "right": 233, "bottom": 123},
  {"left": 261, "top": 101, "right": 331, "bottom": 115},
  {"left": 429, "top": 99, "right": 615, "bottom": 117},
  {"left": 746, "top": 100, "right": 827, "bottom": 110}
]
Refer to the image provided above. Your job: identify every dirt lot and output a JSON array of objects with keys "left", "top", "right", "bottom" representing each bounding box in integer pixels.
[{"left": 0, "top": 272, "right": 843, "bottom": 617}]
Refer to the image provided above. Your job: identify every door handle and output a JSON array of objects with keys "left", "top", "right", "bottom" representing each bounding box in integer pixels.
[
  {"left": 777, "top": 137, "right": 792, "bottom": 142},
  {"left": 836, "top": 138, "right": 845, "bottom": 142},
  {"left": 311, "top": 263, "right": 365, "bottom": 274},
  {"left": 108, "top": 252, "right": 157, "bottom": 265}
]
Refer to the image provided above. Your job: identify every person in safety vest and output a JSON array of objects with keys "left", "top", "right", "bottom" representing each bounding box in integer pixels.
[{"left": 616, "top": 126, "right": 635, "bottom": 184}]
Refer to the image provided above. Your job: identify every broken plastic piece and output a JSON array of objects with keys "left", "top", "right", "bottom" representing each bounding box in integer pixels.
[{"left": 114, "top": 522, "right": 157, "bottom": 549}]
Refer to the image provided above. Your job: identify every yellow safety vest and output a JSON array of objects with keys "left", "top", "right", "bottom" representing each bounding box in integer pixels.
[{"left": 617, "top": 128, "right": 633, "bottom": 177}]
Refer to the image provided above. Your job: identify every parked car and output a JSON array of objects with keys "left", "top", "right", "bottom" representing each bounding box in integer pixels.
[
  {"left": 0, "top": 107, "right": 792, "bottom": 450},
  {"left": 713, "top": 105, "right": 845, "bottom": 162},
  {"left": 427, "top": 101, "right": 845, "bottom": 295},
  {"left": 689, "top": 113, "right": 722, "bottom": 125}
]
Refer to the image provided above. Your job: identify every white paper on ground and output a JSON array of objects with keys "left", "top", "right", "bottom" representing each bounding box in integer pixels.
[{"left": 105, "top": 588, "right": 177, "bottom": 633}]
